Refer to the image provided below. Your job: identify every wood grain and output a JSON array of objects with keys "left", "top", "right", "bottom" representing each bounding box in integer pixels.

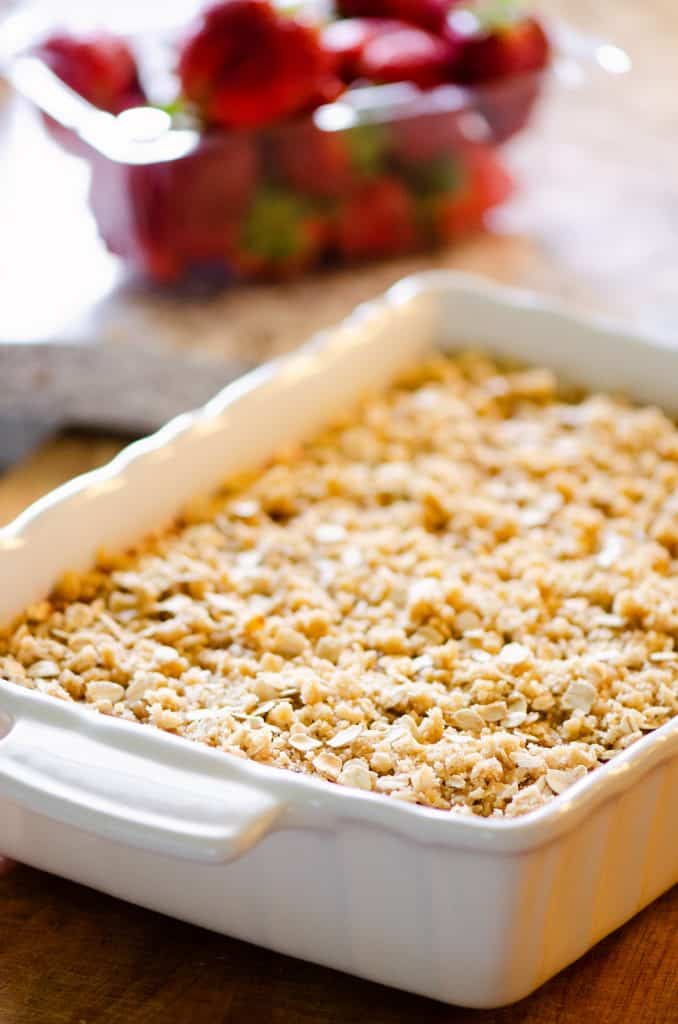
[
  {"left": 1, "top": 1, "right": 677, "bottom": 1020},
  {"left": 0, "top": 869, "right": 675, "bottom": 1024}
]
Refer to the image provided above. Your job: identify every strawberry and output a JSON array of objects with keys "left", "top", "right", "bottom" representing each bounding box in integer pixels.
[
  {"left": 471, "top": 72, "right": 542, "bottom": 142},
  {"left": 89, "top": 159, "right": 184, "bottom": 282},
  {"left": 444, "top": 5, "right": 549, "bottom": 141},
  {"left": 336, "top": 1, "right": 457, "bottom": 34},
  {"left": 390, "top": 108, "right": 468, "bottom": 166},
  {"left": 119, "top": 168, "right": 182, "bottom": 283},
  {"left": 358, "top": 25, "right": 456, "bottom": 88},
  {"left": 390, "top": 109, "right": 474, "bottom": 216},
  {"left": 273, "top": 118, "right": 388, "bottom": 201},
  {"left": 448, "top": 7, "right": 550, "bottom": 83},
  {"left": 172, "top": 134, "right": 259, "bottom": 261},
  {"left": 430, "top": 144, "right": 512, "bottom": 240},
  {"left": 35, "top": 32, "right": 144, "bottom": 113},
  {"left": 229, "top": 188, "right": 329, "bottom": 277},
  {"left": 445, "top": 6, "right": 550, "bottom": 141},
  {"left": 178, "top": 0, "right": 344, "bottom": 129},
  {"left": 321, "top": 17, "right": 402, "bottom": 81},
  {"left": 334, "top": 177, "right": 417, "bottom": 259},
  {"left": 273, "top": 119, "right": 353, "bottom": 198}
]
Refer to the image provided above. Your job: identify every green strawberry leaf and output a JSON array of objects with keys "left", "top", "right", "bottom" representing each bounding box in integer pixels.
[
  {"left": 404, "top": 156, "right": 464, "bottom": 197},
  {"left": 346, "top": 123, "right": 389, "bottom": 177},
  {"left": 414, "top": 163, "right": 470, "bottom": 240},
  {"left": 241, "top": 188, "right": 311, "bottom": 262}
]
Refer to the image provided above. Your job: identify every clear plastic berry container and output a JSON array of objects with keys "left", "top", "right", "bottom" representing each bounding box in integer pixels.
[
  {"left": 4, "top": 4, "right": 623, "bottom": 286},
  {"left": 14, "top": 70, "right": 530, "bottom": 283},
  {"left": 96, "top": 85, "right": 527, "bottom": 283}
]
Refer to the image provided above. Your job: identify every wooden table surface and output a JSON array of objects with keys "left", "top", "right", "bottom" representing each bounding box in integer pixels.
[{"left": 1, "top": 1, "right": 677, "bottom": 1021}]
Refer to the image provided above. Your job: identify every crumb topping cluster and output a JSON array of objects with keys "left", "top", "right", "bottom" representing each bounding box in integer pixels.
[{"left": 2, "top": 353, "right": 676, "bottom": 817}]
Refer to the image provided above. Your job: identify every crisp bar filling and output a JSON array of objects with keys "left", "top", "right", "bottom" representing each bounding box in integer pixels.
[{"left": 2, "top": 353, "right": 677, "bottom": 817}]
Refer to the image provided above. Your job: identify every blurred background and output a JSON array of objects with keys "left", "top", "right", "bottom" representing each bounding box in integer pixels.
[{"left": 0, "top": 0, "right": 676, "bottom": 515}]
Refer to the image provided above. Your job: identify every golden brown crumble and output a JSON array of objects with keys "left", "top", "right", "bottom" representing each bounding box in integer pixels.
[{"left": 2, "top": 353, "right": 677, "bottom": 817}]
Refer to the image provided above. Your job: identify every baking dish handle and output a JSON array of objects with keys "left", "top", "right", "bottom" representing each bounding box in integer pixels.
[{"left": 0, "top": 697, "right": 283, "bottom": 864}]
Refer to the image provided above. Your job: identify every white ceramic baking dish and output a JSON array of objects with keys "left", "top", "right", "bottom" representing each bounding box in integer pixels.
[{"left": 0, "top": 272, "right": 676, "bottom": 1009}]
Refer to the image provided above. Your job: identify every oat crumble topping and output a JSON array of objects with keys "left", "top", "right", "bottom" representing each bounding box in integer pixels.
[{"left": 2, "top": 353, "right": 677, "bottom": 817}]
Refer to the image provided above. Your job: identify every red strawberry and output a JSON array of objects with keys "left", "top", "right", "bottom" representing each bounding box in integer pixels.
[
  {"left": 89, "top": 159, "right": 184, "bottom": 282},
  {"left": 273, "top": 119, "right": 353, "bottom": 198},
  {"left": 335, "top": 177, "right": 417, "bottom": 259},
  {"left": 390, "top": 108, "right": 468, "bottom": 166},
  {"left": 91, "top": 142, "right": 259, "bottom": 283},
  {"left": 431, "top": 144, "right": 512, "bottom": 239},
  {"left": 172, "top": 134, "right": 258, "bottom": 261},
  {"left": 229, "top": 188, "right": 329, "bottom": 278},
  {"left": 445, "top": 7, "right": 550, "bottom": 141},
  {"left": 358, "top": 26, "right": 456, "bottom": 88},
  {"left": 35, "top": 32, "right": 144, "bottom": 113},
  {"left": 336, "top": 1, "right": 457, "bottom": 34},
  {"left": 471, "top": 72, "right": 542, "bottom": 143},
  {"left": 178, "top": 0, "right": 344, "bottom": 129},
  {"left": 321, "top": 17, "right": 402, "bottom": 81},
  {"left": 448, "top": 10, "right": 550, "bottom": 83}
]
